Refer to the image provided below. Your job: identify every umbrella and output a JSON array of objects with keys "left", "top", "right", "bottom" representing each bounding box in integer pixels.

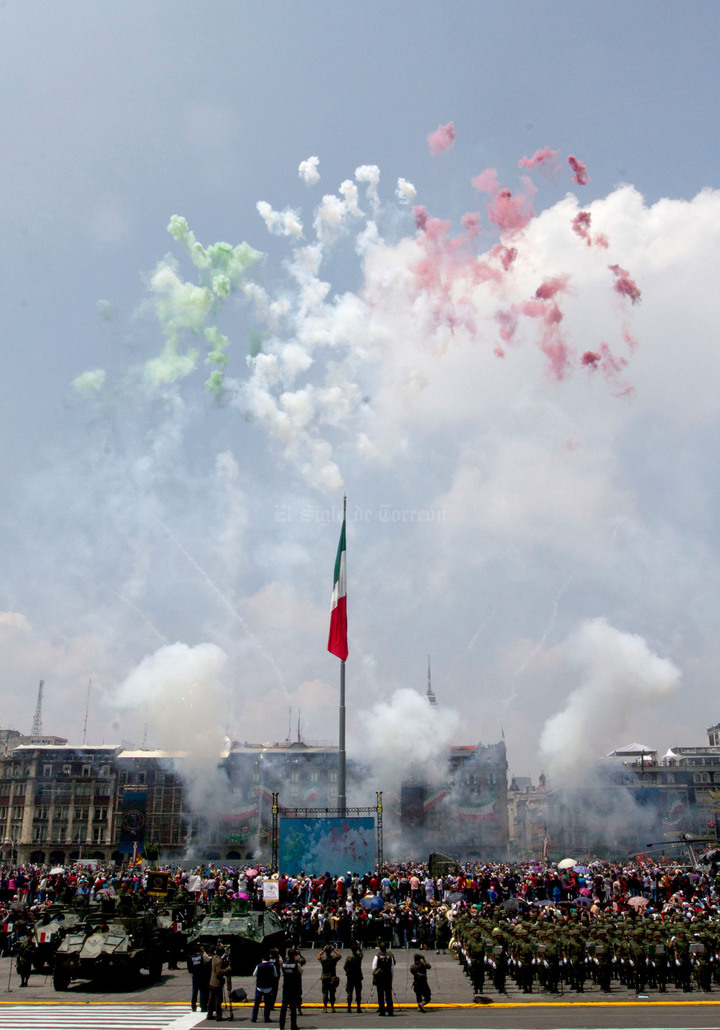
[
  {"left": 360, "top": 894, "right": 384, "bottom": 910},
  {"left": 575, "top": 896, "right": 592, "bottom": 907},
  {"left": 499, "top": 897, "right": 528, "bottom": 912},
  {"left": 558, "top": 858, "right": 577, "bottom": 870},
  {"left": 578, "top": 887, "right": 592, "bottom": 896},
  {"left": 49, "top": 867, "right": 65, "bottom": 875},
  {"left": 245, "top": 868, "right": 259, "bottom": 878},
  {"left": 628, "top": 895, "right": 649, "bottom": 910},
  {"left": 574, "top": 866, "right": 591, "bottom": 875}
]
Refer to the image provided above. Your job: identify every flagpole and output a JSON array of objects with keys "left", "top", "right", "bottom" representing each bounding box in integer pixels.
[{"left": 338, "top": 496, "right": 347, "bottom": 817}]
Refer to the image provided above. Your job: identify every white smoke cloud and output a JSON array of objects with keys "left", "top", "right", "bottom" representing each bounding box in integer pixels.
[
  {"left": 298, "top": 156, "right": 320, "bottom": 186},
  {"left": 539, "top": 618, "right": 681, "bottom": 780},
  {"left": 113, "top": 641, "right": 231, "bottom": 814},
  {"left": 350, "top": 688, "right": 460, "bottom": 791}
]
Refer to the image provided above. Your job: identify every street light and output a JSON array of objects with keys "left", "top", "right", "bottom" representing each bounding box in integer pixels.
[{"left": 2, "top": 836, "right": 16, "bottom": 865}]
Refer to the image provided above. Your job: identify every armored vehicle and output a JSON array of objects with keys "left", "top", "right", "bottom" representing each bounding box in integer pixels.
[
  {"left": 33, "top": 906, "right": 81, "bottom": 970},
  {"left": 188, "top": 909, "right": 286, "bottom": 976},
  {"left": 52, "top": 910, "right": 164, "bottom": 990}
]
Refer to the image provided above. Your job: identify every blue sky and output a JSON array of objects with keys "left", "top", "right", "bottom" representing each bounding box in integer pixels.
[{"left": 1, "top": 1, "right": 720, "bottom": 788}]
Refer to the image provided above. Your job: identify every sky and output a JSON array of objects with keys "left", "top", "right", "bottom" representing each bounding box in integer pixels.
[{"left": 2, "top": 0, "right": 720, "bottom": 789}]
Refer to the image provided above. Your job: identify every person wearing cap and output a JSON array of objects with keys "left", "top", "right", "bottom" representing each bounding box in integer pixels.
[
  {"left": 279, "top": 948, "right": 304, "bottom": 1030},
  {"left": 371, "top": 941, "right": 395, "bottom": 1016}
]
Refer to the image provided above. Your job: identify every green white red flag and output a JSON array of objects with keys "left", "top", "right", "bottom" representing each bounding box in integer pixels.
[{"left": 327, "top": 516, "right": 348, "bottom": 661}]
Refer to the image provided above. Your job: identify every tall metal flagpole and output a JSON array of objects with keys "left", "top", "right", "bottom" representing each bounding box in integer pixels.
[{"left": 338, "top": 496, "right": 347, "bottom": 817}]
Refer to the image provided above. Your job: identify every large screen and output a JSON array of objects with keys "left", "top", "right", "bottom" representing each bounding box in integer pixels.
[{"left": 279, "top": 817, "right": 375, "bottom": 876}]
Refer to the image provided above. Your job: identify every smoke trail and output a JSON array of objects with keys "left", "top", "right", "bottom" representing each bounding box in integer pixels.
[
  {"left": 154, "top": 517, "right": 285, "bottom": 685},
  {"left": 539, "top": 617, "right": 680, "bottom": 781},
  {"left": 75, "top": 134, "right": 644, "bottom": 492}
]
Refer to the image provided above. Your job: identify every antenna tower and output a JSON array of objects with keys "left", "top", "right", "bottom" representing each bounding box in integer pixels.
[
  {"left": 31, "top": 679, "right": 44, "bottom": 735},
  {"left": 426, "top": 655, "right": 437, "bottom": 706},
  {"left": 82, "top": 679, "right": 91, "bottom": 744}
]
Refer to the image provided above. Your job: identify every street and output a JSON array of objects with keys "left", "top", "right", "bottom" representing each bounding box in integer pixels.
[{"left": 2, "top": 950, "right": 720, "bottom": 1030}]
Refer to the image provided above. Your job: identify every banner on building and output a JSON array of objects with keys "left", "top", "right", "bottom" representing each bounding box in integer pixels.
[
  {"left": 279, "top": 817, "right": 375, "bottom": 877},
  {"left": 117, "top": 788, "right": 148, "bottom": 855}
]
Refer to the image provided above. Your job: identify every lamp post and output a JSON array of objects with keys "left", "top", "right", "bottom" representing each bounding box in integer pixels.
[{"left": 2, "top": 836, "right": 15, "bottom": 865}]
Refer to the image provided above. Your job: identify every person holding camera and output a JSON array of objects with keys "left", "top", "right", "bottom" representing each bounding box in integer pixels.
[{"left": 318, "top": 943, "right": 341, "bottom": 1012}]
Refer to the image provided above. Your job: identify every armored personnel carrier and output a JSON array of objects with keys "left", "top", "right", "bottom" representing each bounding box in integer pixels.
[
  {"left": 32, "top": 906, "right": 81, "bottom": 970},
  {"left": 188, "top": 908, "right": 286, "bottom": 976},
  {"left": 52, "top": 909, "right": 164, "bottom": 990}
]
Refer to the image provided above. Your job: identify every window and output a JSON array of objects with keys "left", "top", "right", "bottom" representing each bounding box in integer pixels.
[
  {"left": 82, "top": 765, "right": 91, "bottom": 778},
  {"left": 43, "top": 764, "right": 53, "bottom": 777},
  {"left": 12, "top": 805, "right": 23, "bottom": 819},
  {"left": 93, "top": 807, "right": 108, "bottom": 823},
  {"left": 62, "top": 764, "right": 72, "bottom": 775},
  {"left": 13, "top": 783, "right": 25, "bottom": 796}
]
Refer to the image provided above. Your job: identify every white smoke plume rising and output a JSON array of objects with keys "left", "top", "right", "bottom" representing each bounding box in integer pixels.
[
  {"left": 113, "top": 641, "right": 232, "bottom": 816},
  {"left": 539, "top": 618, "right": 681, "bottom": 781},
  {"left": 350, "top": 688, "right": 460, "bottom": 793}
]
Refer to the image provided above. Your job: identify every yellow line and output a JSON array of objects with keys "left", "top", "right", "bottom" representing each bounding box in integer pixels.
[{"left": 3, "top": 999, "right": 720, "bottom": 1009}]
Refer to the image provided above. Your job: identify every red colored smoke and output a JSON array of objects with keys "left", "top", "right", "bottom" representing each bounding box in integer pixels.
[{"left": 568, "top": 155, "right": 589, "bottom": 185}]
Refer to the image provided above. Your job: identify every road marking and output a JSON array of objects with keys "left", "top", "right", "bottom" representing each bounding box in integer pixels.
[{"left": 0, "top": 1005, "right": 205, "bottom": 1028}]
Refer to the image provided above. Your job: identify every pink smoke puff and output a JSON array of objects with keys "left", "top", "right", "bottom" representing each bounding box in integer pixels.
[
  {"left": 519, "top": 146, "right": 560, "bottom": 174},
  {"left": 572, "top": 210, "right": 609, "bottom": 249},
  {"left": 572, "top": 211, "right": 592, "bottom": 244},
  {"left": 622, "top": 325, "right": 638, "bottom": 350},
  {"left": 471, "top": 167, "right": 500, "bottom": 194},
  {"left": 413, "top": 205, "right": 428, "bottom": 232},
  {"left": 609, "top": 264, "right": 641, "bottom": 304},
  {"left": 568, "top": 155, "right": 589, "bottom": 185},
  {"left": 427, "top": 121, "right": 456, "bottom": 156},
  {"left": 535, "top": 276, "right": 569, "bottom": 300},
  {"left": 486, "top": 188, "right": 534, "bottom": 231},
  {"left": 582, "top": 343, "right": 632, "bottom": 396},
  {"left": 461, "top": 211, "right": 482, "bottom": 238},
  {"left": 541, "top": 336, "right": 572, "bottom": 380},
  {"left": 491, "top": 244, "right": 517, "bottom": 271},
  {"left": 495, "top": 307, "right": 519, "bottom": 344}
]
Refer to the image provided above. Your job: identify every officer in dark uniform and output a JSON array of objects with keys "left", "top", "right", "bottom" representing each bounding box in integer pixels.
[{"left": 279, "top": 947, "right": 304, "bottom": 1030}]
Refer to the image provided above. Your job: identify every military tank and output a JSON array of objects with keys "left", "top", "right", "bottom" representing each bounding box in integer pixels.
[
  {"left": 188, "top": 908, "right": 286, "bottom": 976},
  {"left": 52, "top": 909, "right": 164, "bottom": 990}
]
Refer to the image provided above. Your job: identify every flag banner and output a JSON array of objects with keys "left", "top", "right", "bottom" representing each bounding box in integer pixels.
[{"left": 327, "top": 516, "right": 348, "bottom": 661}]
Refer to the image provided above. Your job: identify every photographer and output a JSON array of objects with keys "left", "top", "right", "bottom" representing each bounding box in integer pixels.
[{"left": 318, "top": 943, "right": 341, "bottom": 1012}]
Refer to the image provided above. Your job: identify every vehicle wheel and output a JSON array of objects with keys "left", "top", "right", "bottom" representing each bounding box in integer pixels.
[{"left": 53, "top": 968, "right": 71, "bottom": 991}]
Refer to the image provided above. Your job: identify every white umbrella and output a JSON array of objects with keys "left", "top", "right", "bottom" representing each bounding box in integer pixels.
[
  {"left": 49, "top": 866, "right": 65, "bottom": 875},
  {"left": 558, "top": 858, "right": 577, "bottom": 869}
]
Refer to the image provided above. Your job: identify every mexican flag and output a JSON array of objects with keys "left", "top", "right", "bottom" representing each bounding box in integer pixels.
[{"left": 327, "top": 516, "right": 348, "bottom": 661}]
